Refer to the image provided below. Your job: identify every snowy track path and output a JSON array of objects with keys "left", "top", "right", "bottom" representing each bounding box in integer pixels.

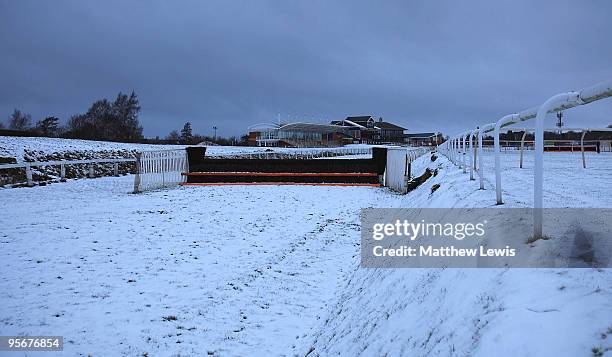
[{"left": 0, "top": 176, "right": 403, "bottom": 356}]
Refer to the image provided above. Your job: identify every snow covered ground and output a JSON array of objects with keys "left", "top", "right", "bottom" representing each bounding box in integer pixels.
[
  {"left": 0, "top": 147, "right": 610, "bottom": 356},
  {"left": 303, "top": 151, "right": 612, "bottom": 357},
  {"left": 474, "top": 149, "right": 612, "bottom": 208},
  {"left": 0, "top": 175, "right": 406, "bottom": 356}
]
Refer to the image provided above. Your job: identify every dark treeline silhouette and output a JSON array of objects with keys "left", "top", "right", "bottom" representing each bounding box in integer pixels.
[
  {"left": 1, "top": 91, "right": 250, "bottom": 145},
  {"left": 1, "top": 91, "right": 143, "bottom": 142},
  {"left": 65, "top": 91, "right": 143, "bottom": 141}
]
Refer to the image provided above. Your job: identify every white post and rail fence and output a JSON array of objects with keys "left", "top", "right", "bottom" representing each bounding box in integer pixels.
[{"left": 439, "top": 79, "right": 612, "bottom": 239}]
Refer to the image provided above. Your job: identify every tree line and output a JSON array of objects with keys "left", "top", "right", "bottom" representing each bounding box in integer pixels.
[
  {"left": 1, "top": 91, "right": 143, "bottom": 142},
  {"left": 1, "top": 91, "right": 248, "bottom": 145}
]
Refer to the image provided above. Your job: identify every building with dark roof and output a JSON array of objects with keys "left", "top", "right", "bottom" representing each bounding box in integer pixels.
[
  {"left": 331, "top": 116, "right": 406, "bottom": 143},
  {"left": 247, "top": 122, "right": 354, "bottom": 147}
]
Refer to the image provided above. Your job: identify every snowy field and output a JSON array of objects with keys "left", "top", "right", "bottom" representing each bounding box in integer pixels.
[
  {"left": 473, "top": 149, "right": 612, "bottom": 208},
  {"left": 0, "top": 176, "right": 406, "bottom": 356},
  {"left": 1, "top": 148, "right": 611, "bottom": 356}
]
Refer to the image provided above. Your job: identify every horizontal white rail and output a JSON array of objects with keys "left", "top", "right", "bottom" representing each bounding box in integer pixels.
[
  {"left": 440, "top": 78, "right": 612, "bottom": 239},
  {"left": 0, "top": 157, "right": 137, "bottom": 187},
  {"left": 0, "top": 157, "right": 135, "bottom": 170}
]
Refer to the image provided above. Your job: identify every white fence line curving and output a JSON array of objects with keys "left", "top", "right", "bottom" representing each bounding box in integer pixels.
[
  {"left": 440, "top": 78, "right": 612, "bottom": 239},
  {"left": 133, "top": 149, "right": 188, "bottom": 193}
]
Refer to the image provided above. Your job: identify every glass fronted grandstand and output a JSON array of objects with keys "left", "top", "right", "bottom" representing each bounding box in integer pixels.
[{"left": 247, "top": 122, "right": 354, "bottom": 147}]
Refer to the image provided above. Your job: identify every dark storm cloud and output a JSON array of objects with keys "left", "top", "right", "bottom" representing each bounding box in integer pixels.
[{"left": 1, "top": 0, "right": 611, "bottom": 137}]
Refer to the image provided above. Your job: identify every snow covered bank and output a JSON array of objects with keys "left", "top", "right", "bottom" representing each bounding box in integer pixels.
[{"left": 302, "top": 153, "right": 612, "bottom": 357}]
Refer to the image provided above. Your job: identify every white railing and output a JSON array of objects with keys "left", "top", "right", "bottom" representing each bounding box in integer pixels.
[
  {"left": 385, "top": 147, "right": 432, "bottom": 193},
  {"left": 133, "top": 149, "right": 188, "bottom": 193},
  {"left": 0, "top": 157, "right": 136, "bottom": 186},
  {"left": 440, "top": 78, "right": 612, "bottom": 239}
]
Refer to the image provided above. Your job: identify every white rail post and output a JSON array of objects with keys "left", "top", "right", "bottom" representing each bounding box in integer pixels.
[
  {"left": 133, "top": 153, "right": 142, "bottom": 193},
  {"left": 113, "top": 162, "right": 119, "bottom": 176},
  {"left": 469, "top": 130, "right": 476, "bottom": 180},
  {"left": 477, "top": 128, "right": 483, "bottom": 188},
  {"left": 454, "top": 138, "right": 459, "bottom": 165},
  {"left": 454, "top": 138, "right": 458, "bottom": 166},
  {"left": 477, "top": 123, "right": 494, "bottom": 190},
  {"left": 456, "top": 137, "right": 462, "bottom": 169},
  {"left": 534, "top": 92, "right": 580, "bottom": 239},
  {"left": 453, "top": 139, "right": 457, "bottom": 164},
  {"left": 462, "top": 133, "right": 468, "bottom": 173},
  {"left": 493, "top": 114, "right": 518, "bottom": 205},
  {"left": 581, "top": 130, "right": 588, "bottom": 168},
  {"left": 25, "top": 164, "right": 33, "bottom": 186},
  {"left": 473, "top": 128, "right": 479, "bottom": 179},
  {"left": 60, "top": 163, "right": 66, "bottom": 182},
  {"left": 88, "top": 163, "right": 95, "bottom": 178},
  {"left": 519, "top": 130, "right": 528, "bottom": 168}
]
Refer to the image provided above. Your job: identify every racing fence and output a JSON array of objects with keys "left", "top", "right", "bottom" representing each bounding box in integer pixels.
[
  {"left": 439, "top": 78, "right": 612, "bottom": 239},
  {"left": 384, "top": 147, "right": 433, "bottom": 193},
  {"left": 133, "top": 149, "right": 188, "bottom": 193}
]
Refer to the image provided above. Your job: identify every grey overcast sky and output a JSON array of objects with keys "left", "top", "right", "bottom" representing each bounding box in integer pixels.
[{"left": 1, "top": 0, "right": 611, "bottom": 138}]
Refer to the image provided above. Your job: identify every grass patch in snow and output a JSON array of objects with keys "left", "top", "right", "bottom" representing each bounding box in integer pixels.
[
  {"left": 431, "top": 183, "right": 441, "bottom": 194},
  {"left": 407, "top": 168, "right": 434, "bottom": 192},
  {"left": 526, "top": 234, "right": 552, "bottom": 245}
]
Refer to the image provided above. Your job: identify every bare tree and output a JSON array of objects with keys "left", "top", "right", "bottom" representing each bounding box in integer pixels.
[
  {"left": 166, "top": 130, "right": 180, "bottom": 142},
  {"left": 8, "top": 109, "right": 32, "bottom": 130}
]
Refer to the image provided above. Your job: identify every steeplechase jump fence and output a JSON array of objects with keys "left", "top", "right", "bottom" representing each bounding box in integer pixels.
[
  {"left": 181, "top": 146, "right": 387, "bottom": 186},
  {"left": 133, "top": 147, "right": 372, "bottom": 192},
  {"left": 1, "top": 145, "right": 429, "bottom": 194},
  {"left": 440, "top": 79, "right": 612, "bottom": 239}
]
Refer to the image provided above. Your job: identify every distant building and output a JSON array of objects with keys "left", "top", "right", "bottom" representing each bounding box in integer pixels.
[
  {"left": 247, "top": 122, "right": 353, "bottom": 147},
  {"left": 330, "top": 116, "right": 406, "bottom": 144},
  {"left": 404, "top": 132, "right": 444, "bottom": 147}
]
